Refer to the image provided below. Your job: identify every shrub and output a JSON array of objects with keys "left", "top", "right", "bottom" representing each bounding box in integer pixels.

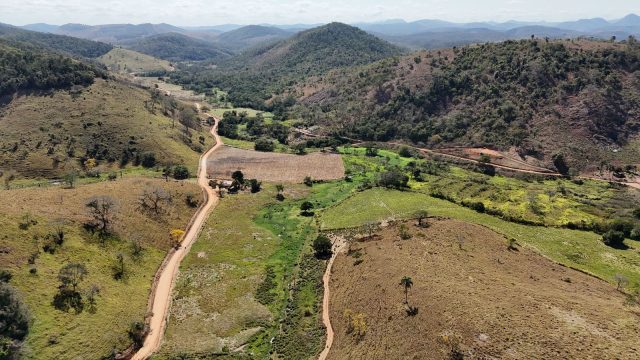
[
  {"left": 249, "top": 179, "right": 261, "bottom": 193},
  {"left": 185, "top": 193, "right": 199, "bottom": 208},
  {"left": 140, "top": 152, "right": 156, "bottom": 168},
  {"left": 602, "top": 230, "right": 626, "bottom": 248},
  {"left": 0, "top": 282, "right": 30, "bottom": 357},
  {"left": 630, "top": 227, "right": 640, "bottom": 241},
  {"left": 172, "top": 165, "right": 190, "bottom": 180},
  {"left": 254, "top": 138, "right": 275, "bottom": 152},
  {"left": 303, "top": 176, "right": 313, "bottom": 187},
  {"left": 398, "top": 146, "right": 412, "bottom": 158},
  {"left": 633, "top": 208, "right": 640, "bottom": 219},
  {"left": 300, "top": 201, "right": 314, "bottom": 216},
  {"left": 462, "top": 200, "right": 485, "bottom": 213},
  {"left": 107, "top": 172, "right": 118, "bottom": 181},
  {"left": 313, "top": 234, "right": 333, "bottom": 259},
  {"left": 128, "top": 321, "right": 148, "bottom": 349},
  {"left": 608, "top": 219, "right": 634, "bottom": 238}
]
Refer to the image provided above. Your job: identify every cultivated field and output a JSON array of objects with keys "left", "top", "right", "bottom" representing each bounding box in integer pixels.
[
  {"left": 97, "top": 48, "right": 173, "bottom": 74},
  {"left": 320, "top": 188, "right": 640, "bottom": 287},
  {"left": 327, "top": 220, "right": 640, "bottom": 359},
  {"left": 0, "top": 177, "right": 201, "bottom": 359},
  {"left": 207, "top": 146, "right": 345, "bottom": 183}
]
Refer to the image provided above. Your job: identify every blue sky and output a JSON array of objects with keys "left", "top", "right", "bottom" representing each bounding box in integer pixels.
[{"left": 1, "top": 0, "right": 638, "bottom": 26}]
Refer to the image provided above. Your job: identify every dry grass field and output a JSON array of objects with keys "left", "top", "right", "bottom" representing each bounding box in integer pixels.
[
  {"left": 327, "top": 220, "right": 640, "bottom": 360},
  {"left": 207, "top": 146, "right": 344, "bottom": 183},
  {"left": 0, "top": 177, "right": 201, "bottom": 358},
  {"left": 97, "top": 48, "right": 173, "bottom": 74},
  {"left": 131, "top": 76, "right": 206, "bottom": 102}
]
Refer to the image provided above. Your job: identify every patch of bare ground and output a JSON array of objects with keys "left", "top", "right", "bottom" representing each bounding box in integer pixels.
[
  {"left": 207, "top": 145, "right": 345, "bottom": 183},
  {"left": 327, "top": 219, "right": 640, "bottom": 360}
]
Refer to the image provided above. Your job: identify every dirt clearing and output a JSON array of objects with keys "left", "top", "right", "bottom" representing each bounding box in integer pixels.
[
  {"left": 207, "top": 146, "right": 345, "bottom": 182},
  {"left": 327, "top": 219, "right": 640, "bottom": 359}
]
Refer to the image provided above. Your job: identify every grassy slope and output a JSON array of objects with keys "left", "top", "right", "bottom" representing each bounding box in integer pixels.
[
  {"left": 0, "top": 177, "right": 201, "bottom": 359},
  {"left": 97, "top": 48, "right": 173, "bottom": 73},
  {"left": 0, "top": 79, "right": 212, "bottom": 178}
]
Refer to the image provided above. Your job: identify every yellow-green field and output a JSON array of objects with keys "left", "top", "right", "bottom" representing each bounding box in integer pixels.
[{"left": 0, "top": 177, "right": 201, "bottom": 359}]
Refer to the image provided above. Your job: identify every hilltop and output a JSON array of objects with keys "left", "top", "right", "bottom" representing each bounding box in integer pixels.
[
  {"left": 0, "top": 23, "right": 113, "bottom": 58},
  {"left": 169, "top": 22, "right": 403, "bottom": 107},
  {"left": 296, "top": 38, "right": 640, "bottom": 172},
  {"left": 213, "top": 25, "right": 293, "bottom": 51},
  {"left": 56, "top": 22, "right": 185, "bottom": 43},
  {"left": 124, "top": 32, "right": 233, "bottom": 61}
]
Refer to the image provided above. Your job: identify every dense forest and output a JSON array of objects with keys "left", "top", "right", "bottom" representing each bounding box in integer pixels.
[
  {"left": 126, "top": 33, "right": 233, "bottom": 62},
  {"left": 0, "top": 40, "right": 105, "bottom": 97},
  {"left": 295, "top": 38, "right": 640, "bottom": 169},
  {"left": 168, "top": 23, "right": 403, "bottom": 108},
  {"left": 0, "top": 24, "right": 113, "bottom": 58}
]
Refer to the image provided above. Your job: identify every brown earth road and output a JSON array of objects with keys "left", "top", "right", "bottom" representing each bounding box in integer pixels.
[
  {"left": 318, "top": 236, "right": 347, "bottom": 360},
  {"left": 131, "top": 115, "right": 222, "bottom": 360}
]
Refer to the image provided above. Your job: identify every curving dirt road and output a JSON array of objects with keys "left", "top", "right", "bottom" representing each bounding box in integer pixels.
[
  {"left": 318, "top": 236, "right": 347, "bottom": 360},
  {"left": 131, "top": 116, "right": 222, "bottom": 360}
]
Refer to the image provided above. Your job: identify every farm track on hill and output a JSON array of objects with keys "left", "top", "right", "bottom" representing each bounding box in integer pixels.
[{"left": 131, "top": 115, "right": 222, "bottom": 360}]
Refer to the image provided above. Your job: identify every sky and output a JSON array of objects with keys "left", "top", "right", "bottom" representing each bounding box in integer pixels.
[{"left": 1, "top": 0, "right": 638, "bottom": 26}]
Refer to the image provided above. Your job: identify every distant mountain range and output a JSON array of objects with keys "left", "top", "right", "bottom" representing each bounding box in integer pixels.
[{"left": 16, "top": 14, "right": 640, "bottom": 52}]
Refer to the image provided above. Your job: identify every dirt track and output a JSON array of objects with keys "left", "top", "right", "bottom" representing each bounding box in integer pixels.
[
  {"left": 131, "top": 116, "right": 222, "bottom": 360},
  {"left": 318, "top": 236, "right": 348, "bottom": 360}
]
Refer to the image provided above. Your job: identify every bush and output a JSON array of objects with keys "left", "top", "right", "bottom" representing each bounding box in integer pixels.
[
  {"left": 608, "top": 219, "right": 634, "bottom": 237},
  {"left": 300, "top": 201, "right": 314, "bottom": 216},
  {"left": 633, "top": 208, "right": 640, "bottom": 219},
  {"left": 398, "top": 146, "right": 412, "bottom": 158},
  {"left": 185, "top": 193, "right": 199, "bottom": 208},
  {"left": 602, "top": 230, "right": 626, "bottom": 248},
  {"left": 0, "top": 282, "right": 30, "bottom": 357},
  {"left": 172, "top": 165, "right": 190, "bottom": 180},
  {"left": 254, "top": 138, "right": 275, "bottom": 152},
  {"left": 303, "top": 176, "right": 313, "bottom": 187},
  {"left": 249, "top": 179, "right": 261, "bottom": 193},
  {"left": 462, "top": 200, "right": 485, "bottom": 213},
  {"left": 140, "top": 152, "right": 156, "bottom": 168},
  {"left": 313, "top": 235, "right": 332, "bottom": 259},
  {"left": 631, "top": 227, "right": 640, "bottom": 241},
  {"left": 377, "top": 170, "right": 409, "bottom": 189}
]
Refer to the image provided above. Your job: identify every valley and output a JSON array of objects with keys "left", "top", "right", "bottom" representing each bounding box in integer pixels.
[{"left": 1, "top": 7, "right": 640, "bottom": 360}]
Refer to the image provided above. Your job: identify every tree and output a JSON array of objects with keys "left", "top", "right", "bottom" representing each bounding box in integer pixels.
[
  {"left": 255, "top": 138, "right": 275, "bottom": 152},
  {"left": 86, "top": 196, "right": 117, "bottom": 235},
  {"left": 300, "top": 201, "right": 314, "bottom": 216},
  {"left": 479, "top": 153, "right": 491, "bottom": 163},
  {"left": 365, "top": 146, "right": 378, "bottom": 157},
  {"left": 170, "top": 229, "right": 185, "bottom": 248},
  {"left": 378, "top": 170, "right": 409, "bottom": 189},
  {"left": 293, "top": 142, "right": 307, "bottom": 155},
  {"left": 275, "top": 184, "right": 285, "bottom": 201},
  {"left": 138, "top": 186, "right": 172, "bottom": 215},
  {"left": 614, "top": 274, "right": 628, "bottom": 291},
  {"left": 400, "top": 276, "right": 413, "bottom": 304},
  {"left": 232, "top": 170, "right": 244, "bottom": 184},
  {"left": 64, "top": 169, "right": 78, "bottom": 189},
  {"left": 172, "top": 165, "right": 190, "bottom": 180},
  {"left": 112, "top": 253, "right": 126, "bottom": 281},
  {"left": 0, "top": 282, "right": 30, "bottom": 358},
  {"left": 58, "top": 263, "right": 87, "bottom": 292},
  {"left": 414, "top": 210, "right": 429, "bottom": 227},
  {"left": 552, "top": 153, "right": 570, "bottom": 175},
  {"left": 140, "top": 152, "right": 157, "bottom": 168},
  {"left": 249, "top": 179, "right": 261, "bottom": 193},
  {"left": 313, "top": 234, "right": 333, "bottom": 259},
  {"left": 128, "top": 321, "right": 148, "bottom": 349},
  {"left": 398, "top": 146, "right": 412, "bottom": 158},
  {"left": 2, "top": 170, "right": 17, "bottom": 190},
  {"left": 602, "top": 230, "right": 626, "bottom": 249}
]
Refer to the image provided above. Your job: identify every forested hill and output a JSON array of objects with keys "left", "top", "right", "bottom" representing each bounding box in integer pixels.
[
  {"left": 0, "top": 23, "right": 113, "bottom": 58},
  {"left": 0, "top": 39, "right": 106, "bottom": 97},
  {"left": 296, "top": 38, "right": 640, "bottom": 170},
  {"left": 125, "top": 32, "right": 233, "bottom": 61},
  {"left": 169, "top": 22, "right": 403, "bottom": 108}
]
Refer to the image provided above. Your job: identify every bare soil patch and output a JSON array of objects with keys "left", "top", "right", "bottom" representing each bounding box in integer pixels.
[
  {"left": 327, "top": 219, "right": 640, "bottom": 360},
  {"left": 207, "top": 146, "right": 345, "bottom": 183}
]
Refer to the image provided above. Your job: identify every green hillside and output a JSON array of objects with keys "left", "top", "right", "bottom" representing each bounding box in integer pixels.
[
  {"left": 296, "top": 38, "right": 640, "bottom": 171},
  {"left": 126, "top": 32, "right": 232, "bottom": 61},
  {"left": 169, "top": 22, "right": 403, "bottom": 108},
  {"left": 97, "top": 47, "right": 173, "bottom": 74}
]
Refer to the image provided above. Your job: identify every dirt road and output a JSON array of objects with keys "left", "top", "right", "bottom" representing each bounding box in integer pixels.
[
  {"left": 131, "top": 117, "right": 222, "bottom": 360},
  {"left": 318, "top": 236, "right": 347, "bottom": 360}
]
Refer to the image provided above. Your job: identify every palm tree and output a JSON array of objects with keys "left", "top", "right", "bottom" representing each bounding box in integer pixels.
[{"left": 400, "top": 276, "right": 413, "bottom": 304}]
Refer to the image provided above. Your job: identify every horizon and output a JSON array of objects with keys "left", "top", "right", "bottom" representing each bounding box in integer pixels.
[{"left": 1, "top": 0, "right": 638, "bottom": 27}]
